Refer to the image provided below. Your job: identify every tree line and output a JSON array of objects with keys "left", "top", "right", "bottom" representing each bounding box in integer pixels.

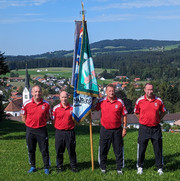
[{"left": 6, "top": 47, "right": 180, "bottom": 82}]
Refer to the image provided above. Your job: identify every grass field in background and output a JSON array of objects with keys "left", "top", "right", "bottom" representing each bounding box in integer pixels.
[
  {"left": 0, "top": 119, "right": 180, "bottom": 181},
  {"left": 6, "top": 67, "right": 117, "bottom": 78}
]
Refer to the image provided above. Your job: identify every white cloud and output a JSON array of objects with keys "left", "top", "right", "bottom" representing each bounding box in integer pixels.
[
  {"left": 91, "top": 0, "right": 180, "bottom": 11},
  {"left": 147, "top": 15, "right": 180, "bottom": 20},
  {"left": 0, "top": 16, "right": 74, "bottom": 24},
  {"left": 0, "top": 0, "right": 50, "bottom": 8}
]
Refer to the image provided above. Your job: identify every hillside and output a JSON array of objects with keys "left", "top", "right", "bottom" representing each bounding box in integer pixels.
[
  {"left": 5, "top": 39, "right": 180, "bottom": 61},
  {"left": 4, "top": 39, "right": 180, "bottom": 82}
]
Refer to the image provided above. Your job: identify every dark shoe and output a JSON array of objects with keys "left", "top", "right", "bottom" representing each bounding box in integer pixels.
[
  {"left": 71, "top": 168, "right": 79, "bottom": 172},
  {"left": 57, "top": 167, "right": 64, "bottom": 173},
  {"left": 28, "top": 167, "right": 36, "bottom": 173}
]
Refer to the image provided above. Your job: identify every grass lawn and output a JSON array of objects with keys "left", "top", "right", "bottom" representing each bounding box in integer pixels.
[{"left": 0, "top": 119, "right": 180, "bottom": 181}]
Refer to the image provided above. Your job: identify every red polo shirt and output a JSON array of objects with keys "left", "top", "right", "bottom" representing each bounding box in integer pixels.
[
  {"left": 95, "top": 97, "right": 127, "bottom": 129},
  {"left": 21, "top": 98, "right": 51, "bottom": 128},
  {"left": 134, "top": 95, "right": 166, "bottom": 127},
  {"left": 53, "top": 103, "right": 75, "bottom": 130}
]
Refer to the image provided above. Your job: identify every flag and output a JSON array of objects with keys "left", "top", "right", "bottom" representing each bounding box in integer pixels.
[
  {"left": 71, "top": 21, "right": 82, "bottom": 87},
  {"left": 77, "top": 21, "right": 99, "bottom": 96},
  {"left": 72, "top": 21, "right": 99, "bottom": 123}
]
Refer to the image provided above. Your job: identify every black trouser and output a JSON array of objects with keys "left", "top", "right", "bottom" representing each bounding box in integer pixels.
[
  {"left": 98, "top": 126, "right": 124, "bottom": 170},
  {"left": 55, "top": 129, "right": 77, "bottom": 169},
  {"left": 137, "top": 124, "right": 163, "bottom": 169},
  {"left": 26, "top": 126, "right": 50, "bottom": 169}
]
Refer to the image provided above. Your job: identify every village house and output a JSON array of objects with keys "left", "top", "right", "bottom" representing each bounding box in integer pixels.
[
  {"left": 134, "top": 77, "right": 141, "bottom": 82},
  {"left": 163, "top": 113, "right": 180, "bottom": 126},
  {"left": 4, "top": 98, "right": 22, "bottom": 117},
  {"left": 7, "top": 77, "right": 24, "bottom": 82}
]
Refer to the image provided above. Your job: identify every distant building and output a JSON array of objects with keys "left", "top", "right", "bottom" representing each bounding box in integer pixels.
[
  {"left": 134, "top": 78, "right": 140, "bottom": 82},
  {"left": 163, "top": 113, "right": 180, "bottom": 126},
  {"left": 23, "top": 64, "right": 31, "bottom": 104},
  {"left": 4, "top": 98, "right": 22, "bottom": 117}
]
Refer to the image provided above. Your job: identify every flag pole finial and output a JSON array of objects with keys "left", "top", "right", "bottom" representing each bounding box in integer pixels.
[{"left": 81, "top": 1, "right": 85, "bottom": 22}]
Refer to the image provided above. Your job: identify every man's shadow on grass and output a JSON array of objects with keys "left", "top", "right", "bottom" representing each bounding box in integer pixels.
[{"left": 73, "top": 152, "right": 180, "bottom": 171}]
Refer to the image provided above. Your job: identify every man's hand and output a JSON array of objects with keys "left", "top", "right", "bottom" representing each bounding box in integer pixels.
[{"left": 122, "top": 128, "right": 126, "bottom": 137}]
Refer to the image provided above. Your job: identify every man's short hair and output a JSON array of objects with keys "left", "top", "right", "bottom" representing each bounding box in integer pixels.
[
  {"left": 144, "top": 83, "right": 153, "bottom": 89},
  {"left": 106, "top": 83, "right": 115, "bottom": 90},
  {"left": 32, "top": 85, "right": 42, "bottom": 92}
]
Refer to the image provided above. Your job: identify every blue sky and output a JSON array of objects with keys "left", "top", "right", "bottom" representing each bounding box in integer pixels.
[{"left": 1, "top": 0, "right": 180, "bottom": 56}]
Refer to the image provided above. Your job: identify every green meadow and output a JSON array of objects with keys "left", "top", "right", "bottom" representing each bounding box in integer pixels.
[
  {"left": 0, "top": 119, "right": 180, "bottom": 181},
  {"left": 6, "top": 67, "right": 116, "bottom": 78}
]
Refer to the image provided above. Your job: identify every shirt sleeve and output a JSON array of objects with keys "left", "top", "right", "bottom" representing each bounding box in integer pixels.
[
  {"left": 134, "top": 100, "right": 140, "bottom": 114},
  {"left": 47, "top": 103, "right": 52, "bottom": 119},
  {"left": 52, "top": 107, "right": 56, "bottom": 120},
  {"left": 121, "top": 101, "right": 128, "bottom": 116},
  {"left": 93, "top": 98, "right": 101, "bottom": 111},
  {"left": 160, "top": 102, "right": 166, "bottom": 112},
  {"left": 21, "top": 104, "right": 26, "bottom": 115}
]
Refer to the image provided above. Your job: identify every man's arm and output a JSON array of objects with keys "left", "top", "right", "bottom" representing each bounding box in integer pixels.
[
  {"left": 160, "top": 111, "right": 166, "bottom": 121},
  {"left": 134, "top": 113, "right": 140, "bottom": 120},
  {"left": 21, "top": 115, "right": 26, "bottom": 123},
  {"left": 122, "top": 115, "right": 127, "bottom": 137}
]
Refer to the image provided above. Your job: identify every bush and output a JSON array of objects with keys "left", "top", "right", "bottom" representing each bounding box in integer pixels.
[{"left": 162, "top": 123, "right": 171, "bottom": 132}]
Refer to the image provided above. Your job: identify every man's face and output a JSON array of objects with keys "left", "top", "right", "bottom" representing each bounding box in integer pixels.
[
  {"left": 60, "top": 91, "right": 68, "bottom": 105},
  {"left": 31, "top": 86, "right": 42, "bottom": 101},
  {"left": 144, "top": 84, "right": 154, "bottom": 98},
  {"left": 106, "top": 86, "right": 115, "bottom": 99}
]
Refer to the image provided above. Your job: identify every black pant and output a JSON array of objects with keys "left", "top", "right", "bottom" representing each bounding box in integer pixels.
[
  {"left": 55, "top": 129, "right": 77, "bottom": 169},
  {"left": 98, "top": 126, "right": 124, "bottom": 170},
  {"left": 137, "top": 124, "right": 163, "bottom": 169},
  {"left": 26, "top": 126, "right": 50, "bottom": 169}
]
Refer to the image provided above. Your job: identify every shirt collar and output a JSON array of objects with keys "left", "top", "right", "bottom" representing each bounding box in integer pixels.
[
  {"left": 60, "top": 102, "right": 70, "bottom": 109},
  {"left": 32, "top": 97, "right": 43, "bottom": 104},
  {"left": 105, "top": 96, "right": 117, "bottom": 103},
  {"left": 144, "top": 94, "right": 155, "bottom": 102}
]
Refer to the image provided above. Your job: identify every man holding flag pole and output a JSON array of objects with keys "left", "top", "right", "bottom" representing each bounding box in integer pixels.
[{"left": 71, "top": 2, "right": 99, "bottom": 171}]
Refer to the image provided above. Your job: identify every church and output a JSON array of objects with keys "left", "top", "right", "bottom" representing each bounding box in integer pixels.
[{"left": 4, "top": 65, "right": 31, "bottom": 117}]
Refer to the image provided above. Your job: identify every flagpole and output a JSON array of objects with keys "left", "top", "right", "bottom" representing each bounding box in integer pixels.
[
  {"left": 89, "top": 111, "right": 94, "bottom": 171},
  {"left": 81, "top": 1, "right": 94, "bottom": 171}
]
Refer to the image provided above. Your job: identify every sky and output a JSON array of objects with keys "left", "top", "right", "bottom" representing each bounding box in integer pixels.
[{"left": 1, "top": 0, "right": 180, "bottom": 56}]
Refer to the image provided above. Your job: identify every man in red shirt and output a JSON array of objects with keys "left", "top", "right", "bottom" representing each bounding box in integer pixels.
[
  {"left": 95, "top": 84, "right": 127, "bottom": 174},
  {"left": 134, "top": 83, "right": 166, "bottom": 175},
  {"left": 21, "top": 85, "right": 51, "bottom": 175},
  {"left": 52, "top": 91, "right": 78, "bottom": 173}
]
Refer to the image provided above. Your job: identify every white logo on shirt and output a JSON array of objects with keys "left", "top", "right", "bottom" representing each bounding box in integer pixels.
[
  {"left": 115, "top": 105, "right": 118, "bottom": 109},
  {"left": 42, "top": 106, "right": 45, "bottom": 110},
  {"left": 154, "top": 103, "right": 157, "bottom": 107}
]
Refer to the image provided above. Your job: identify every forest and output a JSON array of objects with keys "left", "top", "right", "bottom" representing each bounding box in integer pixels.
[{"left": 5, "top": 46, "right": 180, "bottom": 82}]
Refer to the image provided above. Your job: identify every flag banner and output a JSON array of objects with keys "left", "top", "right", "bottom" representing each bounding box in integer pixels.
[
  {"left": 71, "top": 21, "right": 82, "bottom": 87},
  {"left": 77, "top": 21, "right": 99, "bottom": 97},
  {"left": 72, "top": 20, "right": 99, "bottom": 123}
]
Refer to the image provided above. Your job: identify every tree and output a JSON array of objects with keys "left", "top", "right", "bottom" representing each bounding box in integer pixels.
[
  {"left": 18, "top": 86, "right": 23, "bottom": 94},
  {"left": 0, "top": 52, "right": 9, "bottom": 76},
  {"left": 0, "top": 52, "right": 10, "bottom": 121},
  {"left": 115, "top": 89, "right": 133, "bottom": 114}
]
